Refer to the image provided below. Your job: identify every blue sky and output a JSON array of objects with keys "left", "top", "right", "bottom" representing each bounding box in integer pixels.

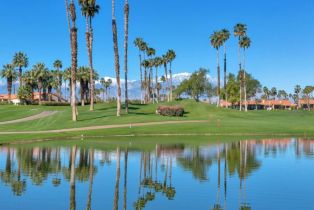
[{"left": 0, "top": 0, "right": 313, "bottom": 93}]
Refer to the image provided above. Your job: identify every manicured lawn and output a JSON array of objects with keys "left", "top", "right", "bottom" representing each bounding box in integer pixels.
[{"left": 0, "top": 100, "right": 314, "bottom": 143}]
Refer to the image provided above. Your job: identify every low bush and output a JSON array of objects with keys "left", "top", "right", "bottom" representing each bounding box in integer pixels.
[{"left": 156, "top": 106, "right": 185, "bottom": 117}]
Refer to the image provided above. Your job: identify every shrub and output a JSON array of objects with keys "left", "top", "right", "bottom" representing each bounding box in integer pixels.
[{"left": 156, "top": 106, "right": 185, "bottom": 117}]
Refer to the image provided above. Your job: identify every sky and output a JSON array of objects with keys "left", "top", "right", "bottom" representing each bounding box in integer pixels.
[{"left": 0, "top": 0, "right": 313, "bottom": 93}]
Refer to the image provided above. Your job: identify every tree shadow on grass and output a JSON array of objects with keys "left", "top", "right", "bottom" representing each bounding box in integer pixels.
[{"left": 78, "top": 114, "right": 111, "bottom": 122}]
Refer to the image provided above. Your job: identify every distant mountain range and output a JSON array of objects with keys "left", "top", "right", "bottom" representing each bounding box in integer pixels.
[{"left": 0, "top": 72, "right": 215, "bottom": 100}]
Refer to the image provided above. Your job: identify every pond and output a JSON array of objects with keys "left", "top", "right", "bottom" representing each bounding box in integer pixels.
[{"left": 0, "top": 138, "right": 314, "bottom": 210}]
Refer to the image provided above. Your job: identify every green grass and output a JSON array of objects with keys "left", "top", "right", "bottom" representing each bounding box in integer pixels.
[
  {"left": 0, "top": 105, "right": 45, "bottom": 122},
  {"left": 0, "top": 100, "right": 314, "bottom": 143}
]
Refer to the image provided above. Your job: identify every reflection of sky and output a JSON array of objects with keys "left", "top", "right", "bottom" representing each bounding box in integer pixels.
[{"left": 0, "top": 139, "right": 314, "bottom": 209}]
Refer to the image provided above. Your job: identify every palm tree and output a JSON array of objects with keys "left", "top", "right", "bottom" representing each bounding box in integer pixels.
[
  {"left": 1, "top": 64, "right": 17, "bottom": 101},
  {"left": 13, "top": 52, "right": 28, "bottom": 87},
  {"left": 221, "top": 29, "right": 230, "bottom": 106},
  {"left": 234, "top": 23, "right": 247, "bottom": 111},
  {"left": 79, "top": 0, "right": 100, "bottom": 111},
  {"left": 210, "top": 31, "right": 223, "bottom": 107},
  {"left": 112, "top": 0, "right": 122, "bottom": 116},
  {"left": 103, "top": 78, "right": 113, "bottom": 102},
  {"left": 166, "top": 50, "right": 176, "bottom": 101},
  {"left": 271, "top": 87, "right": 277, "bottom": 100},
  {"left": 53, "top": 60, "right": 63, "bottom": 102},
  {"left": 77, "top": 66, "right": 90, "bottom": 106},
  {"left": 33, "top": 63, "right": 48, "bottom": 104},
  {"left": 63, "top": 67, "right": 72, "bottom": 101},
  {"left": 294, "top": 85, "right": 302, "bottom": 109},
  {"left": 124, "top": 0, "right": 130, "bottom": 113},
  {"left": 239, "top": 36, "right": 251, "bottom": 112},
  {"left": 162, "top": 55, "right": 169, "bottom": 101},
  {"left": 263, "top": 86, "right": 270, "bottom": 100},
  {"left": 141, "top": 60, "right": 151, "bottom": 103},
  {"left": 134, "top": 38, "right": 147, "bottom": 104},
  {"left": 153, "top": 57, "right": 162, "bottom": 102},
  {"left": 23, "top": 70, "right": 37, "bottom": 100},
  {"left": 65, "top": 0, "right": 78, "bottom": 121},
  {"left": 146, "top": 48, "right": 156, "bottom": 103}
]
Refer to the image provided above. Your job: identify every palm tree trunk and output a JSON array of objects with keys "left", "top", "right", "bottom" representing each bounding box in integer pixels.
[
  {"left": 7, "top": 78, "right": 12, "bottom": 102},
  {"left": 238, "top": 41, "right": 242, "bottom": 111},
  {"left": 19, "top": 67, "right": 23, "bottom": 87},
  {"left": 112, "top": 0, "right": 122, "bottom": 116},
  {"left": 243, "top": 49, "right": 248, "bottom": 112},
  {"left": 113, "top": 147, "right": 121, "bottom": 210},
  {"left": 38, "top": 80, "right": 42, "bottom": 104},
  {"left": 164, "top": 63, "right": 169, "bottom": 102},
  {"left": 216, "top": 50, "right": 220, "bottom": 107},
  {"left": 80, "top": 80, "right": 85, "bottom": 106},
  {"left": 87, "top": 20, "right": 95, "bottom": 111},
  {"left": 124, "top": 0, "right": 129, "bottom": 113},
  {"left": 169, "top": 62, "right": 173, "bottom": 102},
  {"left": 224, "top": 45, "right": 228, "bottom": 108},
  {"left": 139, "top": 53, "right": 143, "bottom": 104},
  {"left": 71, "top": 27, "right": 78, "bottom": 121},
  {"left": 155, "top": 67, "right": 159, "bottom": 103}
]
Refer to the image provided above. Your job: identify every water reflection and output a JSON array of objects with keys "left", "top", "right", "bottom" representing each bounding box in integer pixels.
[{"left": 0, "top": 138, "right": 314, "bottom": 210}]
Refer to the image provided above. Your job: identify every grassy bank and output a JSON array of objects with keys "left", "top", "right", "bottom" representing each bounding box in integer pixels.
[{"left": 0, "top": 100, "right": 313, "bottom": 143}]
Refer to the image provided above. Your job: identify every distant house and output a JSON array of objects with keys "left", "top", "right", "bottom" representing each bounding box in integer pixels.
[
  {"left": 299, "top": 99, "right": 314, "bottom": 110},
  {"left": 0, "top": 94, "right": 18, "bottom": 102},
  {"left": 220, "top": 99, "right": 296, "bottom": 110},
  {"left": 0, "top": 92, "right": 67, "bottom": 103}
]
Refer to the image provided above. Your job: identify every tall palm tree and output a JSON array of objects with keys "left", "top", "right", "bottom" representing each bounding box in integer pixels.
[
  {"left": 77, "top": 66, "right": 90, "bottom": 106},
  {"left": 23, "top": 70, "right": 37, "bottom": 100},
  {"left": 162, "top": 54, "right": 169, "bottom": 102},
  {"left": 79, "top": 0, "right": 100, "bottom": 111},
  {"left": 63, "top": 67, "right": 72, "bottom": 101},
  {"left": 221, "top": 29, "right": 230, "bottom": 106},
  {"left": 1, "top": 64, "right": 17, "bottom": 101},
  {"left": 239, "top": 36, "right": 251, "bottom": 112},
  {"left": 141, "top": 60, "right": 151, "bottom": 103},
  {"left": 263, "top": 86, "right": 270, "bottom": 100},
  {"left": 153, "top": 57, "right": 162, "bottom": 103},
  {"left": 112, "top": 0, "right": 122, "bottom": 116},
  {"left": 53, "top": 60, "right": 63, "bottom": 102},
  {"left": 166, "top": 50, "right": 176, "bottom": 101},
  {"left": 124, "top": 0, "right": 130, "bottom": 113},
  {"left": 210, "top": 31, "right": 223, "bottom": 107},
  {"left": 33, "top": 63, "right": 48, "bottom": 104},
  {"left": 13, "top": 52, "right": 28, "bottom": 87},
  {"left": 294, "top": 85, "right": 302, "bottom": 109},
  {"left": 234, "top": 23, "right": 247, "bottom": 111},
  {"left": 146, "top": 48, "right": 156, "bottom": 103},
  {"left": 65, "top": 0, "right": 78, "bottom": 121},
  {"left": 134, "top": 38, "right": 147, "bottom": 104}
]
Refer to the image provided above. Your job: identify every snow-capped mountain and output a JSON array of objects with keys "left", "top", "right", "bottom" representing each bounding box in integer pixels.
[{"left": 0, "top": 72, "right": 214, "bottom": 100}]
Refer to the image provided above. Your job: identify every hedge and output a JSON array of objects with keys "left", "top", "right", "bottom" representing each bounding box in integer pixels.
[{"left": 156, "top": 106, "right": 185, "bottom": 117}]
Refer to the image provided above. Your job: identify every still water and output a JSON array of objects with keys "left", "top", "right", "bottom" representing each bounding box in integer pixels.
[{"left": 0, "top": 138, "right": 314, "bottom": 210}]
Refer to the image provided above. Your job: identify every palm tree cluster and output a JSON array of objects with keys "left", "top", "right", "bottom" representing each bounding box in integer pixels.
[
  {"left": 134, "top": 38, "right": 176, "bottom": 104},
  {"left": 210, "top": 23, "right": 251, "bottom": 111},
  {"left": 1, "top": 52, "right": 103, "bottom": 106}
]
